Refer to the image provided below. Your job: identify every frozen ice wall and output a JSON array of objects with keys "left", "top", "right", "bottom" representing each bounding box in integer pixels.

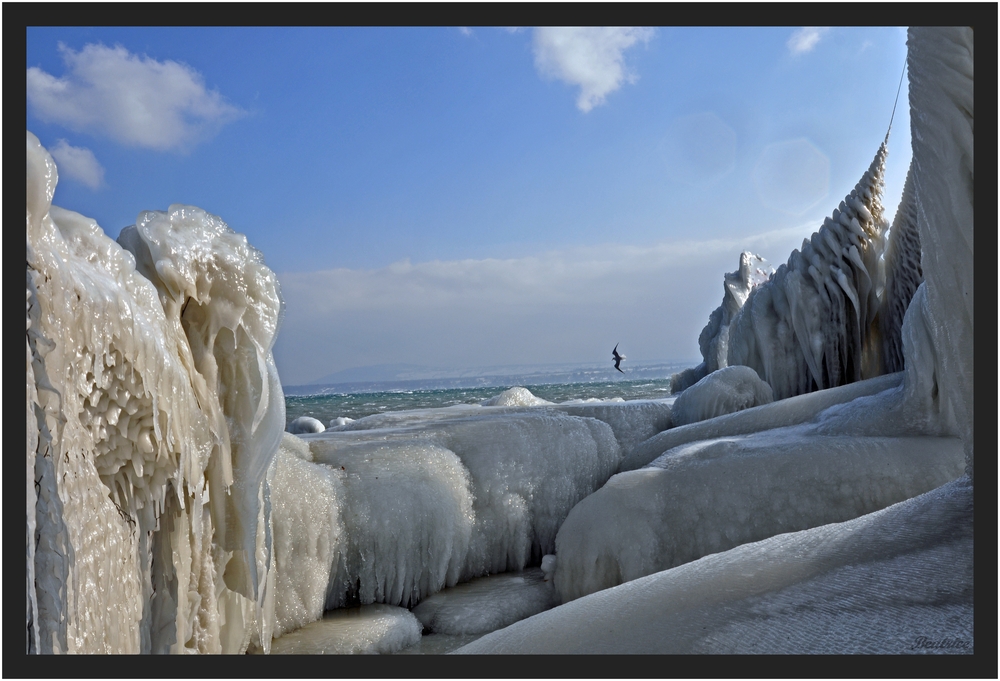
[
  {"left": 26, "top": 132, "right": 284, "bottom": 654},
  {"left": 269, "top": 434, "right": 345, "bottom": 638},
  {"left": 727, "top": 144, "right": 889, "bottom": 399},
  {"left": 298, "top": 403, "right": 623, "bottom": 611},
  {"left": 878, "top": 166, "right": 922, "bottom": 373},
  {"left": 671, "top": 252, "right": 774, "bottom": 392},
  {"left": 904, "top": 26, "right": 974, "bottom": 478}
]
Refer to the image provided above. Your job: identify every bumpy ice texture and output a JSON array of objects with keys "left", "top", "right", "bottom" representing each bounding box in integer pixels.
[
  {"left": 670, "top": 364, "right": 773, "bottom": 427},
  {"left": 305, "top": 406, "right": 621, "bottom": 610},
  {"left": 269, "top": 434, "right": 345, "bottom": 638},
  {"left": 27, "top": 132, "right": 285, "bottom": 654}
]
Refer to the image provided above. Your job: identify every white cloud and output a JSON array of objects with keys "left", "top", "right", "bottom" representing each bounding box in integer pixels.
[
  {"left": 48, "top": 139, "right": 105, "bottom": 189},
  {"left": 532, "top": 27, "right": 655, "bottom": 112},
  {"left": 27, "top": 43, "right": 244, "bottom": 151},
  {"left": 273, "top": 227, "right": 806, "bottom": 385},
  {"left": 459, "top": 27, "right": 473, "bottom": 37},
  {"left": 787, "top": 27, "right": 829, "bottom": 55}
]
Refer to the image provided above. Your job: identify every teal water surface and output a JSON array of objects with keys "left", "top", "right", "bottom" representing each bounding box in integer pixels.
[{"left": 285, "top": 378, "right": 673, "bottom": 427}]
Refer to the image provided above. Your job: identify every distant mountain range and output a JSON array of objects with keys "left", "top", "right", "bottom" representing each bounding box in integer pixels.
[{"left": 282, "top": 360, "right": 698, "bottom": 396}]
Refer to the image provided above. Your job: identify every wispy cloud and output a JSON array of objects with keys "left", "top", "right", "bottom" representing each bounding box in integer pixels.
[
  {"left": 47, "top": 139, "right": 105, "bottom": 189},
  {"left": 459, "top": 27, "right": 473, "bottom": 37},
  {"left": 27, "top": 43, "right": 244, "bottom": 152},
  {"left": 532, "top": 27, "right": 655, "bottom": 112},
  {"left": 273, "top": 227, "right": 806, "bottom": 384},
  {"left": 787, "top": 27, "right": 829, "bottom": 55}
]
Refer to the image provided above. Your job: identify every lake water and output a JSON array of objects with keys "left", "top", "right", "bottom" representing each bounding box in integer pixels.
[{"left": 284, "top": 377, "right": 674, "bottom": 427}]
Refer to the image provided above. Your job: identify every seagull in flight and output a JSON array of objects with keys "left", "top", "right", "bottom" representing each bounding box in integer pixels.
[{"left": 612, "top": 343, "right": 625, "bottom": 373}]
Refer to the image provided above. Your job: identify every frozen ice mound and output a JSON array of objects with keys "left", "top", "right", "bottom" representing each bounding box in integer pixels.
[
  {"left": 670, "top": 365, "right": 773, "bottom": 427},
  {"left": 287, "top": 415, "right": 326, "bottom": 434},
  {"left": 553, "top": 421, "right": 965, "bottom": 602},
  {"left": 621, "top": 372, "right": 903, "bottom": 471},
  {"left": 453, "top": 476, "right": 972, "bottom": 654},
  {"left": 269, "top": 435, "right": 345, "bottom": 638},
  {"left": 307, "top": 407, "right": 621, "bottom": 608},
  {"left": 411, "top": 568, "right": 558, "bottom": 635},
  {"left": 264, "top": 604, "right": 422, "bottom": 654},
  {"left": 480, "top": 386, "right": 552, "bottom": 406},
  {"left": 552, "top": 399, "right": 673, "bottom": 464}
]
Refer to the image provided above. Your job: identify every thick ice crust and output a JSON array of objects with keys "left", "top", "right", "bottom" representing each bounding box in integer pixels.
[
  {"left": 554, "top": 428, "right": 964, "bottom": 602},
  {"left": 455, "top": 477, "right": 972, "bottom": 654},
  {"left": 621, "top": 372, "right": 902, "bottom": 471},
  {"left": 670, "top": 365, "right": 773, "bottom": 427}
]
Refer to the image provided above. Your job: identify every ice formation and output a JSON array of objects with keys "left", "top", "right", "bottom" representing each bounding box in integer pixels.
[
  {"left": 26, "top": 25, "right": 972, "bottom": 656},
  {"left": 553, "top": 426, "right": 964, "bottom": 602},
  {"left": 308, "top": 407, "right": 621, "bottom": 609},
  {"left": 27, "top": 132, "right": 284, "bottom": 653},
  {"left": 269, "top": 434, "right": 344, "bottom": 638},
  {"left": 726, "top": 144, "right": 889, "bottom": 399},
  {"left": 411, "top": 568, "right": 558, "bottom": 635},
  {"left": 461, "top": 25, "right": 974, "bottom": 652},
  {"left": 264, "top": 604, "right": 422, "bottom": 655},
  {"left": 287, "top": 415, "right": 326, "bottom": 434},
  {"left": 621, "top": 372, "right": 903, "bottom": 471},
  {"left": 877, "top": 166, "right": 922, "bottom": 373},
  {"left": 552, "top": 399, "right": 672, "bottom": 464},
  {"left": 669, "top": 364, "right": 773, "bottom": 427},
  {"left": 671, "top": 251, "right": 774, "bottom": 393},
  {"left": 454, "top": 476, "right": 972, "bottom": 654},
  {"left": 480, "top": 386, "right": 553, "bottom": 407}
]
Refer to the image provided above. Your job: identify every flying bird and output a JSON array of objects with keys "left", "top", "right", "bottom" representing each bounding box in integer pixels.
[{"left": 612, "top": 343, "right": 625, "bottom": 373}]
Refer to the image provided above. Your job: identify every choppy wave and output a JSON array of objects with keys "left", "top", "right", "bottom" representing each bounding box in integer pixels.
[{"left": 285, "top": 378, "right": 674, "bottom": 425}]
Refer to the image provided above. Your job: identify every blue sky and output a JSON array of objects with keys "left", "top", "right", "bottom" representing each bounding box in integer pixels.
[{"left": 28, "top": 26, "right": 912, "bottom": 386}]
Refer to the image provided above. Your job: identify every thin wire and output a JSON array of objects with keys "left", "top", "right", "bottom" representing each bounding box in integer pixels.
[{"left": 886, "top": 62, "right": 907, "bottom": 142}]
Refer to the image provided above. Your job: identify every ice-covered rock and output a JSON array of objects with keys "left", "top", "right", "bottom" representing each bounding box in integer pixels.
[
  {"left": 454, "top": 476, "right": 972, "bottom": 654},
  {"left": 329, "top": 416, "right": 355, "bottom": 429},
  {"left": 265, "top": 604, "right": 422, "bottom": 654},
  {"left": 307, "top": 408, "right": 621, "bottom": 608},
  {"left": 669, "top": 365, "right": 773, "bottom": 427},
  {"left": 480, "top": 386, "right": 553, "bottom": 407},
  {"left": 621, "top": 372, "right": 903, "bottom": 471},
  {"left": 287, "top": 416, "right": 326, "bottom": 434},
  {"left": 553, "top": 424, "right": 964, "bottom": 602},
  {"left": 552, "top": 399, "right": 672, "bottom": 463},
  {"left": 411, "top": 568, "right": 558, "bottom": 635},
  {"left": 269, "top": 434, "right": 345, "bottom": 638}
]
